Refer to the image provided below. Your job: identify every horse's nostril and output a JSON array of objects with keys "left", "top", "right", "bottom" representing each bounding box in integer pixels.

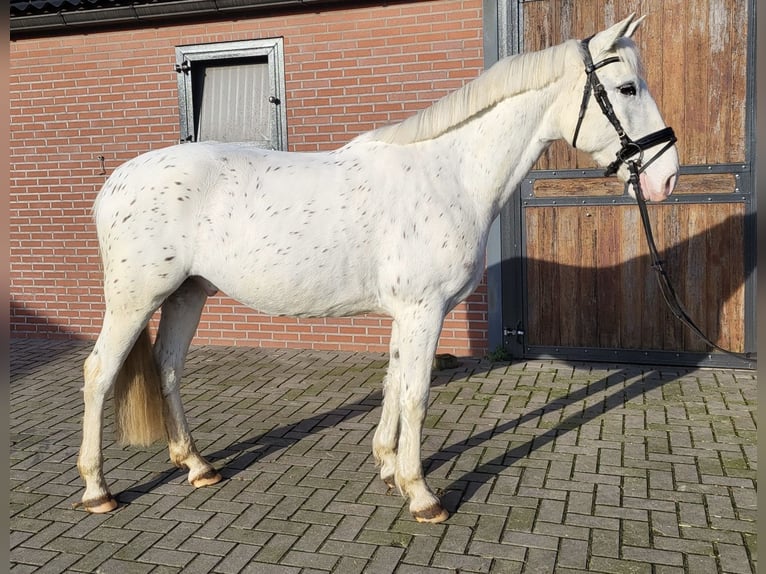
[{"left": 665, "top": 174, "right": 677, "bottom": 196}]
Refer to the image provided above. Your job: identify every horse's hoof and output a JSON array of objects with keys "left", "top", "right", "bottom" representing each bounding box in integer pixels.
[
  {"left": 412, "top": 503, "right": 449, "bottom": 524},
  {"left": 82, "top": 495, "right": 118, "bottom": 513},
  {"left": 190, "top": 469, "right": 222, "bottom": 488},
  {"left": 382, "top": 474, "right": 396, "bottom": 491}
]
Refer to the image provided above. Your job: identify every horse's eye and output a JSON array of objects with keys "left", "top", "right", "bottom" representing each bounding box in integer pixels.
[{"left": 618, "top": 83, "right": 637, "bottom": 97}]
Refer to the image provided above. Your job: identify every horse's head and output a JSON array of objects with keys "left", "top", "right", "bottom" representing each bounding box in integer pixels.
[{"left": 560, "top": 14, "right": 680, "bottom": 202}]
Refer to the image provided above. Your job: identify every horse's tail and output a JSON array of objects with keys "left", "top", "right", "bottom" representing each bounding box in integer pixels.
[{"left": 113, "top": 326, "right": 167, "bottom": 446}]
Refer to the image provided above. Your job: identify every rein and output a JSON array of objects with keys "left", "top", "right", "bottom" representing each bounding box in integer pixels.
[{"left": 573, "top": 38, "right": 755, "bottom": 366}]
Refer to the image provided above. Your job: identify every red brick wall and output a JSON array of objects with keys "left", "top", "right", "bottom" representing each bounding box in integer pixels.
[{"left": 10, "top": 0, "right": 489, "bottom": 356}]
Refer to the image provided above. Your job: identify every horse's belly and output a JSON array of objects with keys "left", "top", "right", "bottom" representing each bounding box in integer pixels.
[{"left": 193, "top": 245, "right": 379, "bottom": 318}]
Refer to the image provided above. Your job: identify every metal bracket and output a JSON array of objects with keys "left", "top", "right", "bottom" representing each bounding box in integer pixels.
[
  {"left": 174, "top": 60, "right": 191, "bottom": 74},
  {"left": 504, "top": 324, "right": 525, "bottom": 337}
]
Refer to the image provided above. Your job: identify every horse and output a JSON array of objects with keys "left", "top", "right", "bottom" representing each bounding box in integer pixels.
[{"left": 78, "top": 14, "right": 679, "bottom": 523}]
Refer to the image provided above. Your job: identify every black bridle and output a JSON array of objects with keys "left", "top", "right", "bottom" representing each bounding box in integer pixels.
[
  {"left": 572, "top": 38, "right": 677, "bottom": 177},
  {"left": 571, "top": 38, "right": 754, "bottom": 366}
]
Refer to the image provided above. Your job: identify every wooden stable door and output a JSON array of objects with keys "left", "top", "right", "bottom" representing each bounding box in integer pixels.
[{"left": 504, "top": 0, "right": 755, "bottom": 367}]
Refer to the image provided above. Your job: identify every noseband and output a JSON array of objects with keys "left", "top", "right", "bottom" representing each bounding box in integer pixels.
[{"left": 569, "top": 38, "right": 754, "bottom": 366}]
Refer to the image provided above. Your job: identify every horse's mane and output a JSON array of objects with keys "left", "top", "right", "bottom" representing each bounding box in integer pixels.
[
  {"left": 363, "top": 36, "right": 642, "bottom": 145},
  {"left": 364, "top": 40, "right": 575, "bottom": 145}
]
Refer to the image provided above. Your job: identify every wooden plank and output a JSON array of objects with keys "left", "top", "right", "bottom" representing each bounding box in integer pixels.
[
  {"left": 523, "top": 1, "right": 555, "bottom": 172},
  {"left": 554, "top": 0, "right": 577, "bottom": 170},
  {"left": 533, "top": 178, "right": 624, "bottom": 197},
  {"left": 526, "top": 207, "right": 560, "bottom": 346},
  {"left": 636, "top": 0, "right": 663, "bottom": 106},
  {"left": 660, "top": 0, "right": 687, "bottom": 162},
  {"left": 704, "top": 203, "right": 746, "bottom": 351},
  {"left": 657, "top": 203, "right": 686, "bottom": 349},
  {"left": 555, "top": 206, "right": 581, "bottom": 346},
  {"left": 615, "top": 204, "right": 644, "bottom": 348},
  {"left": 728, "top": 0, "right": 748, "bottom": 163},
  {"left": 532, "top": 173, "right": 736, "bottom": 197},
  {"left": 705, "top": 0, "right": 732, "bottom": 163},
  {"left": 684, "top": 0, "right": 709, "bottom": 164},
  {"left": 682, "top": 203, "right": 709, "bottom": 351},
  {"left": 594, "top": 205, "right": 621, "bottom": 348},
  {"left": 525, "top": 208, "right": 543, "bottom": 345},
  {"left": 579, "top": 205, "right": 599, "bottom": 345},
  {"left": 672, "top": 173, "right": 737, "bottom": 194},
  {"left": 639, "top": 204, "right": 664, "bottom": 349},
  {"left": 571, "top": 0, "right": 600, "bottom": 172},
  {"left": 703, "top": 204, "right": 723, "bottom": 348},
  {"left": 522, "top": 1, "right": 551, "bottom": 53}
]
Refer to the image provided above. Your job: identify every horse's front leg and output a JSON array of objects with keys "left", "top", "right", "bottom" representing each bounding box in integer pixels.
[
  {"left": 373, "top": 322, "right": 401, "bottom": 490},
  {"left": 155, "top": 279, "right": 221, "bottom": 487},
  {"left": 394, "top": 305, "right": 449, "bottom": 523}
]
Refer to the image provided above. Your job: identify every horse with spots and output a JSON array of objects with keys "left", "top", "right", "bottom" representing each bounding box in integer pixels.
[{"left": 78, "top": 15, "right": 679, "bottom": 523}]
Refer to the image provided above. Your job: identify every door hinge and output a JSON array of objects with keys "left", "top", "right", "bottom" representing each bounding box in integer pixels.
[
  {"left": 504, "top": 324, "right": 525, "bottom": 338},
  {"left": 175, "top": 60, "right": 191, "bottom": 74}
]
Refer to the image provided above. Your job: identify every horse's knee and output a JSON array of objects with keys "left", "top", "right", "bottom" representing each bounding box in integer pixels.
[{"left": 83, "top": 352, "right": 101, "bottom": 383}]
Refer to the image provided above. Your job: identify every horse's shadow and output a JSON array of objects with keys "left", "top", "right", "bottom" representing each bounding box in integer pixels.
[
  {"left": 117, "top": 211, "right": 754, "bottom": 515},
  {"left": 428, "top": 364, "right": 675, "bottom": 513},
  {"left": 117, "top": 361, "right": 679, "bottom": 517}
]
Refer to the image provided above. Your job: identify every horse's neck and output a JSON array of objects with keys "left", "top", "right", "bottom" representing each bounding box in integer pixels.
[{"left": 439, "top": 80, "right": 562, "bottom": 220}]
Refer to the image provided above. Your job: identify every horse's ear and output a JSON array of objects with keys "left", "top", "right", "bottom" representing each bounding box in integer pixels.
[
  {"left": 589, "top": 13, "right": 643, "bottom": 56},
  {"left": 625, "top": 15, "right": 646, "bottom": 38}
]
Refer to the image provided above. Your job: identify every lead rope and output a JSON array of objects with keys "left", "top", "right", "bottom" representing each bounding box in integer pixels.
[{"left": 628, "top": 160, "right": 755, "bottom": 366}]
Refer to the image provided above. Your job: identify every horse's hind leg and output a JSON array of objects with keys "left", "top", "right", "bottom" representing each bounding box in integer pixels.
[
  {"left": 154, "top": 278, "right": 221, "bottom": 487},
  {"left": 79, "top": 308, "right": 156, "bottom": 512}
]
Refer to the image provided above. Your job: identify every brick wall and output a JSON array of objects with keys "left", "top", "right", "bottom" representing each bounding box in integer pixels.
[{"left": 10, "top": 0, "right": 490, "bottom": 356}]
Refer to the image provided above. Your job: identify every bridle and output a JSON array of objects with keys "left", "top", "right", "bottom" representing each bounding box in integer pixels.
[
  {"left": 570, "top": 38, "right": 755, "bottom": 366},
  {"left": 572, "top": 37, "right": 677, "bottom": 177}
]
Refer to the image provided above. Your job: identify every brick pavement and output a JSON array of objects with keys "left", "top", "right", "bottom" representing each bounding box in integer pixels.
[{"left": 10, "top": 339, "right": 756, "bottom": 573}]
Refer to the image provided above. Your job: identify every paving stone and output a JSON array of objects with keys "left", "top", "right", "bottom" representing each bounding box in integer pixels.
[
  {"left": 113, "top": 531, "right": 165, "bottom": 561},
  {"left": 70, "top": 541, "right": 122, "bottom": 572},
  {"left": 9, "top": 340, "right": 757, "bottom": 574},
  {"left": 717, "top": 542, "right": 754, "bottom": 574},
  {"left": 468, "top": 540, "right": 526, "bottom": 562},
  {"left": 10, "top": 546, "right": 59, "bottom": 568},
  {"left": 212, "top": 543, "right": 261, "bottom": 574},
  {"left": 281, "top": 549, "right": 339, "bottom": 571},
  {"left": 179, "top": 553, "right": 223, "bottom": 574},
  {"left": 92, "top": 558, "right": 155, "bottom": 574}
]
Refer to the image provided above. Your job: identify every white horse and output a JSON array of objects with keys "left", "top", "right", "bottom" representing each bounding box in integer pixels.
[{"left": 78, "top": 15, "right": 679, "bottom": 523}]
